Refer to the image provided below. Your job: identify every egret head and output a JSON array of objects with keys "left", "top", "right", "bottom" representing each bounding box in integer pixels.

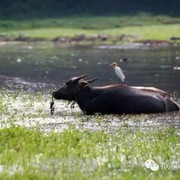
[{"left": 109, "top": 62, "right": 118, "bottom": 68}]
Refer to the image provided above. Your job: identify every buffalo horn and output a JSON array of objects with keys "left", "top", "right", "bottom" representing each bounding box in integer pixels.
[
  {"left": 73, "top": 74, "right": 88, "bottom": 82},
  {"left": 87, "top": 77, "right": 98, "bottom": 84}
]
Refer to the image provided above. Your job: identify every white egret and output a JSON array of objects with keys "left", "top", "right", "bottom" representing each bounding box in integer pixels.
[{"left": 109, "top": 62, "right": 125, "bottom": 83}]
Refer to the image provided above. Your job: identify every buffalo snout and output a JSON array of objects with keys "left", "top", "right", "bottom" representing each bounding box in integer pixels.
[
  {"left": 52, "top": 87, "right": 75, "bottom": 101},
  {"left": 52, "top": 90, "right": 62, "bottom": 100}
]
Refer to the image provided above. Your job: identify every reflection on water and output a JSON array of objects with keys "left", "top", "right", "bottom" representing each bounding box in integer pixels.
[{"left": 0, "top": 43, "right": 179, "bottom": 98}]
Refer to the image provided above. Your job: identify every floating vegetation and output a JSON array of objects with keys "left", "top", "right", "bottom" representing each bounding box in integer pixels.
[{"left": 0, "top": 90, "right": 180, "bottom": 132}]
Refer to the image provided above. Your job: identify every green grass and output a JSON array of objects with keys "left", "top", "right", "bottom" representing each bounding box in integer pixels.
[
  {"left": 3, "top": 24, "right": 179, "bottom": 41},
  {"left": 0, "top": 14, "right": 180, "bottom": 30},
  {"left": 0, "top": 14, "right": 180, "bottom": 42},
  {"left": 0, "top": 126, "right": 179, "bottom": 179},
  {"left": 0, "top": 90, "right": 180, "bottom": 179}
]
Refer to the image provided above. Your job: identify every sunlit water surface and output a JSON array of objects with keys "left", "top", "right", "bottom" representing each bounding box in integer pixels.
[{"left": 0, "top": 43, "right": 180, "bottom": 92}]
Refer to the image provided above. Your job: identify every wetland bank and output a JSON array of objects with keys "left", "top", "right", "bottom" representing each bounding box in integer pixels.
[{"left": 0, "top": 43, "right": 180, "bottom": 179}]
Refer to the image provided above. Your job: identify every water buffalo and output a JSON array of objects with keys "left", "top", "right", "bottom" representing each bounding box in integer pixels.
[{"left": 52, "top": 74, "right": 179, "bottom": 115}]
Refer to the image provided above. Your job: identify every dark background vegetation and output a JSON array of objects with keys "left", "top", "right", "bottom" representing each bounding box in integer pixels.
[{"left": 0, "top": 0, "right": 179, "bottom": 19}]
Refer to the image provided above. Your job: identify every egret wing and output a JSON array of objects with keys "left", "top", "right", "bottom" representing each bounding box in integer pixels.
[{"left": 115, "top": 66, "right": 125, "bottom": 82}]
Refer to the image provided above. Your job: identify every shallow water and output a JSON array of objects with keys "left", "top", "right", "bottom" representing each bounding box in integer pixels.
[{"left": 0, "top": 91, "right": 179, "bottom": 133}]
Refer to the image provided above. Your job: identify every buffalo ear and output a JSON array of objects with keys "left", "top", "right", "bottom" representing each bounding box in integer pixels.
[{"left": 78, "top": 81, "right": 89, "bottom": 90}]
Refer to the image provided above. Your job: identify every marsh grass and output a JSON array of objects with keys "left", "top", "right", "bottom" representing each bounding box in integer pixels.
[
  {"left": 0, "top": 90, "right": 180, "bottom": 179},
  {"left": 0, "top": 14, "right": 180, "bottom": 42}
]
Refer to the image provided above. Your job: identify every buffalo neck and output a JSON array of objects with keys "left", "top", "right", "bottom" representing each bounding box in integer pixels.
[{"left": 75, "top": 86, "right": 102, "bottom": 112}]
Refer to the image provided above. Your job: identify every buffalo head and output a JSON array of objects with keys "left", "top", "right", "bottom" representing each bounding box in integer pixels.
[{"left": 52, "top": 74, "right": 98, "bottom": 101}]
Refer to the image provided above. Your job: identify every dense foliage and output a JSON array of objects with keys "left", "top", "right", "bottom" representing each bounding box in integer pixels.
[{"left": 0, "top": 0, "right": 179, "bottom": 18}]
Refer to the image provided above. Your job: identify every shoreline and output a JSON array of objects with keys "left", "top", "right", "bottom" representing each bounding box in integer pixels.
[{"left": 0, "top": 34, "right": 178, "bottom": 48}]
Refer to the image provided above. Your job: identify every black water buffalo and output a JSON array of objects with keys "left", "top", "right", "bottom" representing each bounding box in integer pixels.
[{"left": 52, "top": 74, "right": 179, "bottom": 115}]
